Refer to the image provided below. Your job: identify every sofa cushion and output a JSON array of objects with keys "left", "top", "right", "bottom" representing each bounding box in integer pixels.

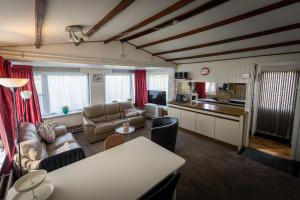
[
  {"left": 48, "top": 142, "right": 81, "bottom": 156},
  {"left": 119, "top": 102, "right": 134, "bottom": 117},
  {"left": 46, "top": 133, "right": 76, "bottom": 152},
  {"left": 119, "top": 102, "right": 134, "bottom": 112},
  {"left": 105, "top": 103, "right": 121, "bottom": 121},
  {"left": 83, "top": 104, "right": 106, "bottom": 123},
  {"left": 20, "top": 140, "right": 41, "bottom": 160},
  {"left": 111, "top": 118, "right": 129, "bottom": 127},
  {"left": 19, "top": 122, "right": 41, "bottom": 142},
  {"left": 95, "top": 122, "right": 115, "bottom": 135},
  {"left": 128, "top": 115, "right": 144, "bottom": 125},
  {"left": 124, "top": 108, "right": 140, "bottom": 118},
  {"left": 36, "top": 122, "right": 56, "bottom": 143}
]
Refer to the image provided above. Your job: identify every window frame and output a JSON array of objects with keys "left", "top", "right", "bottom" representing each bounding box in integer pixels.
[
  {"left": 147, "top": 72, "right": 169, "bottom": 101},
  {"left": 104, "top": 72, "right": 135, "bottom": 103},
  {"left": 34, "top": 71, "right": 90, "bottom": 117}
]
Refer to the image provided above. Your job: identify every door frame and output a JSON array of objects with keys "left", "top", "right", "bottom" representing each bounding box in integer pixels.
[{"left": 250, "top": 62, "right": 300, "bottom": 160}]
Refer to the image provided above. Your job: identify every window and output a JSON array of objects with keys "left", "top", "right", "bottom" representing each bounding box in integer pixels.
[
  {"left": 34, "top": 72, "right": 89, "bottom": 116},
  {"left": 147, "top": 73, "right": 169, "bottom": 98},
  {"left": 205, "top": 82, "right": 216, "bottom": 95},
  {"left": 105, "top": 73, "right": 135, "bottom": 103}
]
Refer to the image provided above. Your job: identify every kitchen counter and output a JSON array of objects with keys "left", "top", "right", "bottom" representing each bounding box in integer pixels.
[{"left": 168, "top": 101, "right": 245, "bottom": 117}]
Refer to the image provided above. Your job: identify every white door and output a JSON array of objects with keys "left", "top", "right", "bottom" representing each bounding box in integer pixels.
[
  {"left": 215, "top": 118, "right": 239, "bottom": 146},
  {"left": 180, "top": 110, "right": 196, "bottom": 132},
  {"left": 196, "top": 113, "right": 215, "bottom": 138}
]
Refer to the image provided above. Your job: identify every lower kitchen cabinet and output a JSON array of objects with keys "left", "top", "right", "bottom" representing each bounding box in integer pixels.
[
  {"left": 214, "top": 118, "right": 239, "bottom": 146},
  {"left": 196, "top": 113, "right": 215, "bottom": 138},
  {"left": 180, "top": 110, "right": 196, "bottom": 132},
  {"left": 167, "top": 107, "right": 181, "bottom": 125}
]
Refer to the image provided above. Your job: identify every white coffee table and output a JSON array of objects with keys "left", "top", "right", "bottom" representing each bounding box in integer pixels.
[{"left": 115, "top": 126, "right": 135, "bottom": 136}]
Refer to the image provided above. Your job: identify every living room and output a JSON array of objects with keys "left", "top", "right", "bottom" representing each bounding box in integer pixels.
[{"left": 1, "top": 0, "right": 300, "bottom": 200}]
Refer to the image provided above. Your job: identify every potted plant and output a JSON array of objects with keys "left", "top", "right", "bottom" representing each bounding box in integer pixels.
[{"left": 62, "top": 105, "right": 69, "bottom": 114}]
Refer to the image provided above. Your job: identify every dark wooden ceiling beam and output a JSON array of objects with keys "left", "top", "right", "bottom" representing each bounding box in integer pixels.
[
  {"left": 126, "top": 42, "right": 177, "bottom": 65},
  {"left": 153, "top": 23, "right": 300, "bottom": 55},
  {"left": 166, "top": 40, "right": 300, "bottom": 61},
  {"left": 35, "top": 0, "right": 46, "bottom": 49},
  {"left": 85, "top": 0, "right": 135, "bottom": 38},
  {"left": 120, "top": 0, "right": 229, "bottom": 43},
  {"left": 137, "top": 0, "right": 300, "bottom": 49},
  {"left": 104, "top": 0, "right": 196, "bottom": 44}
]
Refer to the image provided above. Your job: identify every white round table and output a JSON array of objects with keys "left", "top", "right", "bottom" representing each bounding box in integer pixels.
[{"left": 115, "top": 126, "right": 135, "bottom": 137}]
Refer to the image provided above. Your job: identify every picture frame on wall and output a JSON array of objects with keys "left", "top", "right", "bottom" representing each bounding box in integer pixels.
[{"left": 93, "top": 74, "right": 104, "bottom": 82}]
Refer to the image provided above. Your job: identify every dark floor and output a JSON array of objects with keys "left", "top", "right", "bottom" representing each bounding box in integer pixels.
[
  {"left": 74, "top": 121, "right": 300, "bottom": 200},
  {"left": 241, "top": 147, "right": 298, "bottom": 176}
]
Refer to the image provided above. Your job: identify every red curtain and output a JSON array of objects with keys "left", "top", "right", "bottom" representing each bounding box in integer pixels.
[
  {"left": 195, "top": 82, "right": 206, "bottom": 98},
  {"left": 8, "top": 65, "right": 42, "bottom": 124},
  {"left": 134, "top": 70, "right": 147, "bottom": 107},
  {"left": 0, "top": 57, "right": 15, "bottom": 174}
]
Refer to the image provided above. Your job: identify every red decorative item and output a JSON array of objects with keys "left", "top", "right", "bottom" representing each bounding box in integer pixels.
[{"left": 195, "top": 82, "right": 206, "bottom": 98}]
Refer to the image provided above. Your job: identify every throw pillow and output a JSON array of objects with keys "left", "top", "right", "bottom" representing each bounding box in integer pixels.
[
  {"left": 36, "top": 122, "right": 56, "bottom": 143},
  {"left": 124, "top": 108, "right": 140, "bottom": 117}
]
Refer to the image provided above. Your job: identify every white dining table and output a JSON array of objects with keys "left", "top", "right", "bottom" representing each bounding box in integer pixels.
[{"left": 45, "top": 136, "right": 185, "bottom": 200}]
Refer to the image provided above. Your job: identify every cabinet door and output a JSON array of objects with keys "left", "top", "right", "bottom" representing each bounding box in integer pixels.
[
  {"left": 196, "top": 113, "right": 215, "bottom": 138},
  {"left": 180, "top": 110, "right": 196, "bottom": 132},
  {"left": 167, "top": 107, "right": 181, "bottom": 125},
  {"left": 215, "top": 118, "right": 239, "bottom": 146}
]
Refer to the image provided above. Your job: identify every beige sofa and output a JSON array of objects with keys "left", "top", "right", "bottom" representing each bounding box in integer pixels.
[
  {"left": 82, "top": 102, "right": 146, "bottom": 143},
  {"left": 16, "top": 122, "right": 85, "bottom": 173}
]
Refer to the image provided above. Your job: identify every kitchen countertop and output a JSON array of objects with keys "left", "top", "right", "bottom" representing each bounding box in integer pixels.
[{"left": 168, "top": 101, "right": 245, "bottom": 117}]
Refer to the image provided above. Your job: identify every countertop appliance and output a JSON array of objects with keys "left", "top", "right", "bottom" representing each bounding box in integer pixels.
[{"left": 176, "top": 94, "right": 189, "bottom": 103}]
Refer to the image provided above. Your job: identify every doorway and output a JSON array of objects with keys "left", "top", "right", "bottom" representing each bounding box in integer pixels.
[{"left": 250, "top": 70, "right": 300, "bottom": 159}]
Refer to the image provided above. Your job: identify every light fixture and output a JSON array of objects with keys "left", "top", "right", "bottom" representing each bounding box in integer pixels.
[
  {"left": 0, "top": 78, "right": 29, "bottom": 176},
  {"left": 0, "top": 78, "right": 28, "bottom": 88},
  {"left": 20, "top": 90, "right": 32, "bottom": 100},
  {"left": 65, "top": 25, "right": 87, "bottom": 45}
]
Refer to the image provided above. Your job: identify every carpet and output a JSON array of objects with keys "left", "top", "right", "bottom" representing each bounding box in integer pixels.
[
  {"left": 74, "top": 121, "right": 300, "bottom": 200},
  {"left": 240, "top": 147, "right": 299, "bottom": 176}
]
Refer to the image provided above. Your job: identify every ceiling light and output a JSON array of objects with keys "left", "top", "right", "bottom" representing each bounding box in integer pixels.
[{"left": 65, "top": 25, "right": 87, "bottom": 45}]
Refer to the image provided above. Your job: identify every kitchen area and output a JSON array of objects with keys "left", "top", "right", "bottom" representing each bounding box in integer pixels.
[{"left": 168, "top": 71, "right": 249, "bottom": 151}]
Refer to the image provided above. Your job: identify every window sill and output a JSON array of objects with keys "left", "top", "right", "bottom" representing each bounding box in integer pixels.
[{"left": 42, "top": 110, "right": 82, "bottom": 119}]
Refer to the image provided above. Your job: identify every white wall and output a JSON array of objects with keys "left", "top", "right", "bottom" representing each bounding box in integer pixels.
[{"left": 0, "top": 41, "right": 175, "bottom": 68}]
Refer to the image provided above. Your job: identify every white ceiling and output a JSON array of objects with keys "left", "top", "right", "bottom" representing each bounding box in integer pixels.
[{"left": 0, "top": 0, "right": 300, "bottom": 63}]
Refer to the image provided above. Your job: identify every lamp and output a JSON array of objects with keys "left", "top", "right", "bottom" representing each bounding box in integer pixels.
[
  {"left": 65, "top": 25, "right": 87, "bottom": 44},
  {"left": 0, "top": 78, "right": 29, "bottom": 176},
  {"left": 19, "top": 91, "right": 32, "bottom": 125}
]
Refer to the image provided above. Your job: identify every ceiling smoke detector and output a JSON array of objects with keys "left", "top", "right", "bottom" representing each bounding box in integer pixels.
[{"left": 65, "top": 25, "right": 88, "bottom": 45}]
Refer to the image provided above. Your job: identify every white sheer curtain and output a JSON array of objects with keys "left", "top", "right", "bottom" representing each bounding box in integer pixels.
[
  {"left": 47, "top": 74, "right": 89, "bottom": 114},
  {"left": 147, "top": 73, "right": 169, "bottom": 99},
  {"left": 105, "top": 73, "right": 135, "bottom": 103}
]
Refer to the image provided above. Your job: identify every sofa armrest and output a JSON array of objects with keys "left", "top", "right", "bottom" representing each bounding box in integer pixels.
[
  {"left": 83, "top": 117, "right": 96, "bottom": 127},
  {"left": 136, "top": 109, "right": 146, "bottom": 116},
  {"left": 39, "top": 148, "right": 85, "bottom": 172},
  {"left": 53, "top": 125, "right": 67, "bottom": 137}
]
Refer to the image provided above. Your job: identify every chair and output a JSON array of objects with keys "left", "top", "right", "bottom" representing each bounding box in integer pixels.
[
  {"left": 104, "top": 134, "right": 125, "bottom": 150},
  {"left": 139, "top": 172, "right": 180, "bottom": 200},
  {"left": 151, "top": 117, "right": 178, "bottom": 152}
]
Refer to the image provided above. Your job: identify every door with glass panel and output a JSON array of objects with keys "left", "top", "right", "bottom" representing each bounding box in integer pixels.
[{"left": 256, "top": 70, "right": 300, "bottom": 140}]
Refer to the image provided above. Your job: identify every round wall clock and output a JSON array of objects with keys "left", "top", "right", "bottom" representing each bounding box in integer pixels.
[{"left": 201, "top": 67, "right": 209, "bottom": 75}]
